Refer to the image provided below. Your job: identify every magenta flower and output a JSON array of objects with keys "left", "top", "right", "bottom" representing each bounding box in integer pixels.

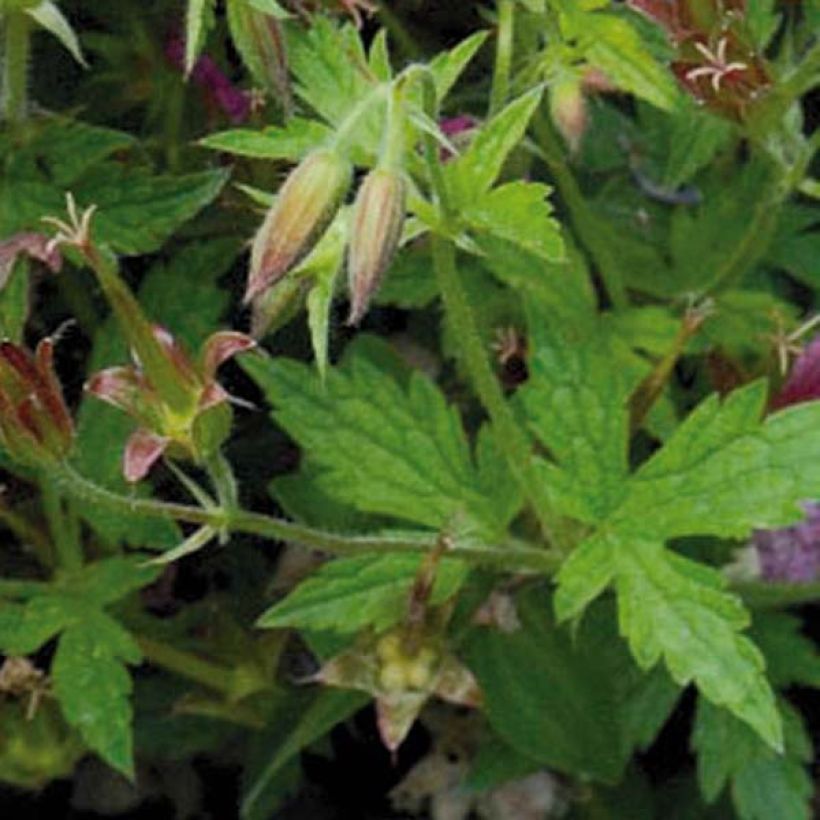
[
  {"left": 771, "top": 336, "right": 820, "bottom": 411},
  {"left": 165, "top": 34, "right": 251, "bottom": 124},
  {"left": 0, "top": 232, "right": 62, "bottom": 288}
]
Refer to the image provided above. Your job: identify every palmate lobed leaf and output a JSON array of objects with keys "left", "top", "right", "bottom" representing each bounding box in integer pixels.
[
  {"left": 241, "top": 344, "right": 517, "bottom": 536},
  {"left": 0, "top": 577, "right": 149, "bottom": 778},
  {"left": 525, "top": 306, "right": 820, "bottom": 750}
]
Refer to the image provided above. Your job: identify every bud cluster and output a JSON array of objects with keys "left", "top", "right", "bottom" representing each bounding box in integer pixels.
[{"left": 246, "top": 98, "right": 410, "bottom": 326}]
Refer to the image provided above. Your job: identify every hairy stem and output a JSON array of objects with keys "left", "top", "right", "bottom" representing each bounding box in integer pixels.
[
  {"left": 431, "top": 235, "right": 560, "bottom": 548},
  {"left": 532, "top": 110, "right": 628, "bottom": 308},
  {"left": 41, "top": 479, "right": 83, "bottom": 572},
  {"left": 136, "top": 634, "right": 237, "bottom": 695},
  {"left": 2, "top": 12, "right": 31, "bottom": 124},
  {"left": 489, "top": 0, "right": 514, "bottom": 117},
  {"left": 55, "top": 463, "right": 560, "bottom": 574}
]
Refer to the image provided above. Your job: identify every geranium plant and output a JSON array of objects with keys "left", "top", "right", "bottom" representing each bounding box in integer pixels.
[{"left": 1, "top": 0, "right": 819, "bottom": 817}]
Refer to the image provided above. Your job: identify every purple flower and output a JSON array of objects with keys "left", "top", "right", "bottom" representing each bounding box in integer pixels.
[
  {"left": 752, "top": 503, "right": 820, "bottom": 583},
  {"left": 165, "top": 34, "right": 251, "bottom": 124}
]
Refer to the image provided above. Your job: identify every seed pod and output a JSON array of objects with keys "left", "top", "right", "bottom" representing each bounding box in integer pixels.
[
  {"left": 246, "top": 149, "right": 352, "bottom": 303},
  {"left": 347, "top": 168, "right": 407, "bottom": 325}
]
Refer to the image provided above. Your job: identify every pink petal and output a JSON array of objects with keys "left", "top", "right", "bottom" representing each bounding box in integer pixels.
[
  {"left": 198, "top": 381, "right": 229, "bottom": 412},
  {"left": 150, "top": 325, "right": 199, "bottom": 385},
  {"left": 124, "top": 428, "right": 169, "bottom": 483},
  {"left": 201, "top": 331, "right": 255, "bottom": 379},
  {"left": 85, "top": 366, "right": 144, "bottom": 414},
  {"left": 0, "top": 232, "right": 62, "bottom": 288}
]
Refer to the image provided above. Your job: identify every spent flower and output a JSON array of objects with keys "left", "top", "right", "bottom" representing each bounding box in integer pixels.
[{"left": 87, "top": 328, "right": 254, "bottom": 482}]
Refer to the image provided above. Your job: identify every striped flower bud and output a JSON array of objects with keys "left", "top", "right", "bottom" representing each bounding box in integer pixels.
[
  {"left": 0, "top": 339, "right": 74, "bottom": 467},
  {"left": 346, "top": 168, "right": 407, "bottom": 325},
  {"left": 246, "top": 149, "right": 352, "bottom": 304}
]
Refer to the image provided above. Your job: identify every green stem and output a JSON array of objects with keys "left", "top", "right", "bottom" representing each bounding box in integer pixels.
[
  {"left": 55, "top": 463, "right": 559, "bottom": 574},
  {"left": 81, "top": 244, "right": 194, "bottom": 413},
  {"left": 203, "top": 449, "right": 238, "bottom": 513},
  {"left": 431, "top": 235, "right": 559, "bottom": 548},
  {"left": 489, "top": 0, "right": 514, "bottom": 117},
  {"left": 532, "top": 110, "right": 628, "bottom": 308},
  {"left": 136, "top": 635, "right": 236, "bottom": 695},
  {"left": 0, "top": 578, "right": 47, "bottom": 598},
  {"left": 41, "top": 479, "right": 83, "bottom": 572},
  {"left": 380, "top": 82, "right": 406, "bottom": 171},
  {"left": 0, "top": 503, "right": 52, "bottom": 568},
  {"left": 327, "top": 83, "right": 388, "bottom": 155},
  {"left": 2, "top": 12, "right": 31, "bottom": 124}
]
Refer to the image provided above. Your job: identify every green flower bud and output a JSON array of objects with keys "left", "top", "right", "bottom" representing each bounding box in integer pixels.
[
  {"left": 246, "top": 149, "right": 352, "bottom": 303},
  {"left": 346, "top": 168, "right": 407, "bottom": 325},
  {"left": 549, "top": 77, "right": 587, "bottom": 154}
]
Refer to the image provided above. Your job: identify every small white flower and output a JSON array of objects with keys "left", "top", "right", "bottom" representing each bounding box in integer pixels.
[{"left": 685, "top": 37, "right": 748, "bottom": 93}]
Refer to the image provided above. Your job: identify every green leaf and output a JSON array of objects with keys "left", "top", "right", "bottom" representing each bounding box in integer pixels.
[
  {"left": 286, "top": 17, "right": 371, "bottom": 126},
  {"left": 575, "top": 12, "right": 679, "bottom": 110},
  {"left": 533, "top": 302, "right": 820, "bottom": 747},
  {"left": 241, "top": 688, "right": 367, "bottom": 820},
  {"left": 257, "top": 553, "right": 468, "bottom": 634},
  {"left": 61, "top": 557, "right": 161, "bottom": 607},
  {"left": 0, "top": 594, "right": 76, "bottom": 655},
  {"left": 75, "top": 167, "right": 228, "bottom": 255},
  {"left": 367, "top": 29, "right": 392, "bottom": 82},
  {"left": 428, "top": 30, "right": 489, "bottom": 101},
  {"left": 205, "top": 128, "right": 282, "bottom": 163},
  {"left": 447, "top": 87, "right": 542, "bottom": 205},
  {"left": 556, "top": 536, "right": 781, "bottom": 750},
  {"left": 463, "top": 588, "right": 626, "bottom": 783},
  {"left": 693, "top": 698, "right": 812, "bottom": 820},
  {"left": 519, "top": 300, "right": 630, "bottom": 522},
  {"left": 201, "top": 120, "right": 333, "bottom": 161},
  {"left": 301, "top": 210, "right": 347, "bottom": 378},
  {"left": 461, "top": 181, "right": 564, "bottom": 262},
  {"left": 750, "top": 612, "right": 820, "bottom": 690},
  {"left": 244, "top": 0, "right": 290, "bottom": 16},
  {"left": 226, "top": 0, "right": 291, "bottom": 102},
  {"left": 185, "top": 0, "right": 216, "bottom": 75},
  {"left": 52, "top": 612, "right": 141, "bottom": 778},
  {"left": 25, "top": 1, "right": 87, "bottom": 66},
  {"left": 662, "top": 107, "right": 731, "bottom": 189},
  {"left": 616, "top": 382, "right": 820, "bottom": 540},
  {"left": 613, "top": 543, "right": 781, "bottom": 750},
  {"left": 0, "top": 257, "right": 30, "bottom": 342},
  {"left": 241, "top": 347, "right": 501, "bottom": 533}
]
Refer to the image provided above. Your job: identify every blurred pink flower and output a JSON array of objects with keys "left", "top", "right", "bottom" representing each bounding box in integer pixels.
[{"left": 165, "top": 34, "right": 251, "bottom": 124}]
